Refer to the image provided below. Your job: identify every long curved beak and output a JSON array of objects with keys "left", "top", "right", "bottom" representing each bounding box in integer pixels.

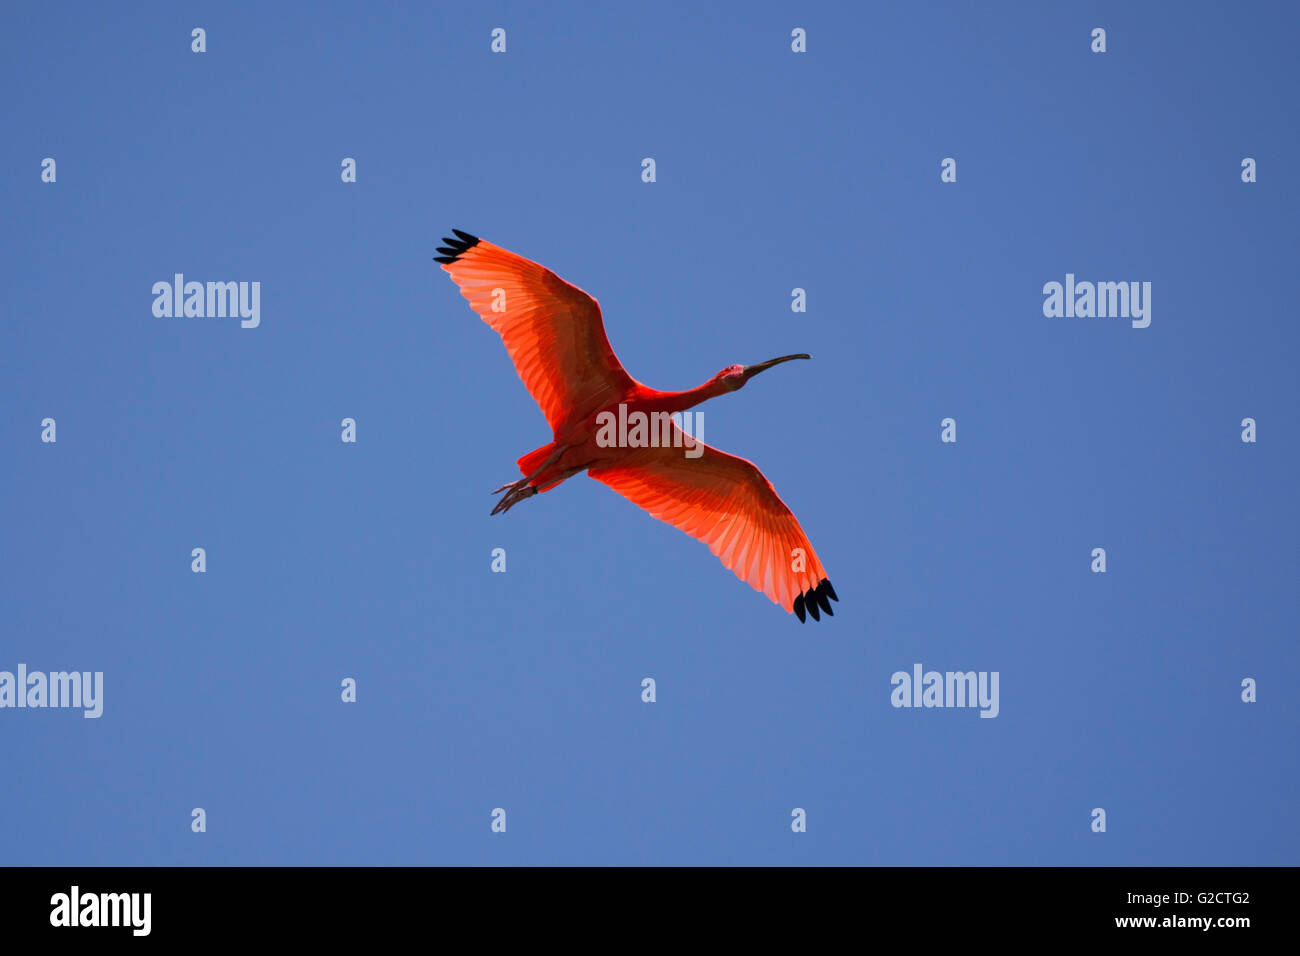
[{"left": 741, "top": 353, "right": 811, "bottom": 381}]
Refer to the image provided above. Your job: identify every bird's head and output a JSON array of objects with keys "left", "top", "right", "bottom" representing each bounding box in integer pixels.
[{"left": 717, "top": 353, "right": 811, "bottom": 391}]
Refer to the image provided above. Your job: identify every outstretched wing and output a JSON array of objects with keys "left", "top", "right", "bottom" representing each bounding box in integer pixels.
[
  {"left": 437, "top": 230, "right": 637, "bottom": 433},
  {"left": 588, "top": 428, "right": 838, "bottom": 621}
]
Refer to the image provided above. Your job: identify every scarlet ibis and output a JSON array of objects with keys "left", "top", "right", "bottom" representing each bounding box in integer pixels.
[{"left": 435, "top": 229, "right": 838, "bottom": 622}]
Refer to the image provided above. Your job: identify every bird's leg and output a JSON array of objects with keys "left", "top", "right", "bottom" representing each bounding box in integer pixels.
[
  {"left": 492, "top": 465, "right": 587, "bottom": 514},
  {"left": 490, "top": 445, "right": 569, "bottom": 514}
]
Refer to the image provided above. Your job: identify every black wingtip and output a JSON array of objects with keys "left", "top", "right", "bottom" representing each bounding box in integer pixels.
[
  {"left": 433, "top": 229, "right": 481, "bottom": 264},
  {"left": 792, "top": 578, "right": 838, "bottom": 623}
]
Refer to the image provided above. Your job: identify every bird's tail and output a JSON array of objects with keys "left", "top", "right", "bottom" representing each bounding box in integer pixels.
[{"left": 516, "top": 442, "right": 556, "bottom": 479}]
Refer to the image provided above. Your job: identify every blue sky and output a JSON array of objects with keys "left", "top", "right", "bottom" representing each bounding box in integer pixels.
[{"left": 2, "top": 1, "right": 1296, "bottom": 865}]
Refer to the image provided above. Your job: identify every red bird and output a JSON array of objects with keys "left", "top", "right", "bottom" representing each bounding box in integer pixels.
[{"left": 436, "top": 229, "right": 838, "bottom": 622}]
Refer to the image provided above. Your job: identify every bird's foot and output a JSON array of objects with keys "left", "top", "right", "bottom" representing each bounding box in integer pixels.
[{"left": 491, "top": 483, "right": 537, "bottom": 515}]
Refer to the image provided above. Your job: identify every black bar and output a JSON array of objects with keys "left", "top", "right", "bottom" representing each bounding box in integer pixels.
[{"left": 0, "top": 866, "right": 1276, "bottom": 941}]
